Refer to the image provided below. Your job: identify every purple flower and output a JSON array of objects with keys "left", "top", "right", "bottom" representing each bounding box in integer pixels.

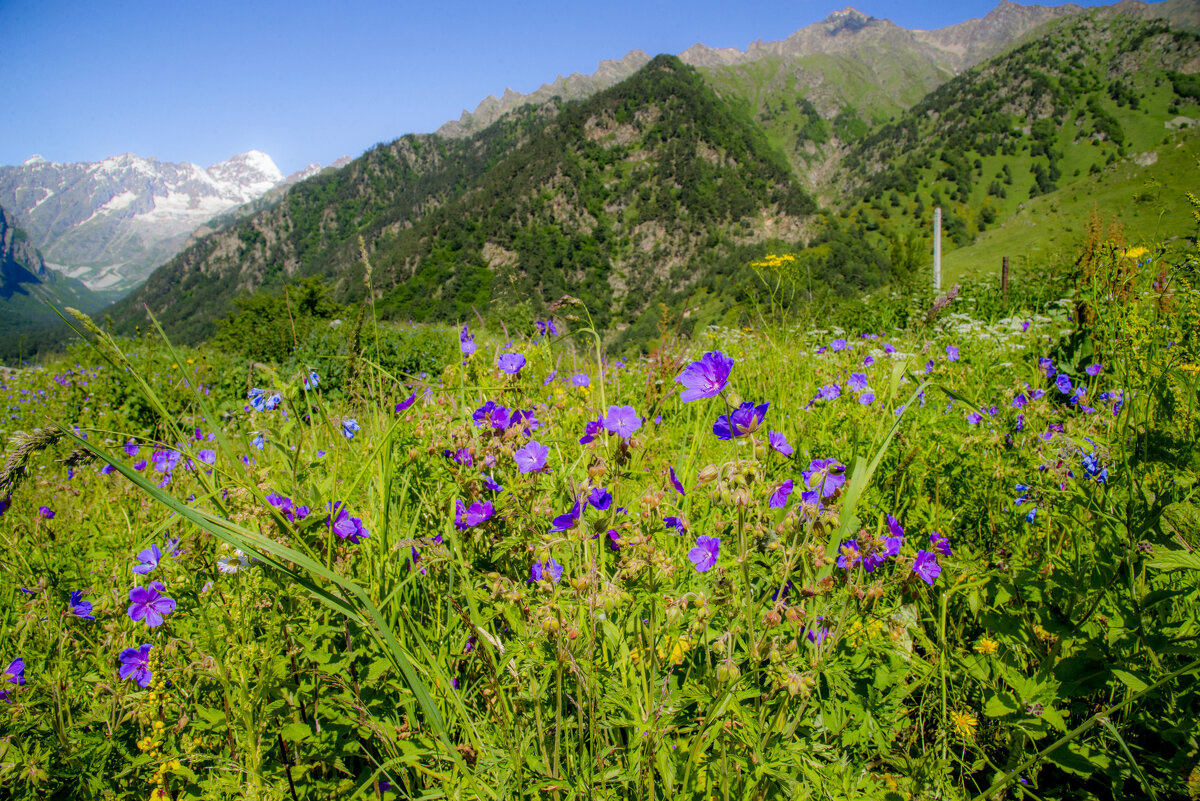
[
  {"left": 688, "top": 535, "right": 720, "bottom": 572},
  {"left": 675, "top": 351, "right": 734, "bottom": 402},
  {"left": 570, "top": 373, "right": 590, "bottom": 387},
  {"left": 530, "top": 557, "right": 563, "bottom": 584},
  {"left": 460, "top": 324, "right": 477, "bottom": 356},
  {"left": 127, "top": 581, "right": 176, "bottom": 627},
  {"left": 123, "top": 442, "right": 139, "bottom": 458},
  {"left": 830, "top": 338, "right": 848, "bottom": 351},
  {"left": 837, "top": 540, "right": 862, "bottom": 570},
  {"left": 544, "top": 371, "right": 558, "bottom": 385},
  {"left": 69, "top": 590, "right": 94, "bottom": 619},
  {"left": 588, "top": 487, "right": 612, "bottom": 511},
  {"left": 197, "top": 449, "right": 216, "bottom": 465},
  {"left": 1056, "top": 373, "right": 1073, "bottom": 394},
  {"left": 455, "top": 500, "right": 494, "bottom": 529},
  {"left": 132, "top": 544, "right": 163, "bottom": 575},
  {"left": 913, "top": 551, "right": 941, "bottom": 585},
  {"left": 946, "top": 345, "right": 960, "bottom": 362},
  {"left": 1039, "top": 357, "right": 1055, "bottom": 377},
  {"left": 664, "top": 516, "right": 686, "bottom": 532},
  {"left": 712, "top": 402, "right": 769, "bottom": 440},
  {"left": 768, "top": 431, "right": 793, "bottom": 456},
  {"left": 863, "top": 355, "right": 875, "bottom": 367},
  {"left": 497, "top": 352, "right": 526, "bottom": 376},
  {"left": 548, "top": 499, "right": 582, "bottom": 533},
  {"left": 769, "top": 479, "right": 793, "bottom": 509},
  {"left": 2, "top": 658, "right": 25, "bottom": 702},
  {"left": 669, "top": 466, "right": 686, "bottom": 496},
  {"left": 396, "top": 392, "right": 417, "bottom": 413},
  {"left": 38, "top": 506, "right": 54, "bottom": 519},
  {"left": 603, "top": 405, "right": 642, "bottom": 439},
  {"left": 802, "top": 458, "right": 846, "bottom": 498},
  {"left": 535, "top": 319, "right": 559, "bottom": 337},
  {"left": 815, "top": 384, "right": 842, "bottom": 402},
  {"left": 930, "top": 531, "right": 952, "bottom": 556},
  {"left": 966, "top": 413, "right": 983, "bottom": 425},
  {"left": 327, "top": 502, "right": 369, "bottom": 544},
  {"left": 118, "top": 644, "right": 153, "bottom": 687},
  {"left": 847, "top": 373, "right": 869, "bottom": 392},
  {"left": 883, "top": 343, "right": 896, "bottom": 355},
  {"left": 1086, "top": 363, "right": 1103, "bottom": 376},
  {"left": 859, "top": 392, "right": 876, "bottom": 405},
  {"left": 514, "top": 440, "right": 549, "bottom": 474}
]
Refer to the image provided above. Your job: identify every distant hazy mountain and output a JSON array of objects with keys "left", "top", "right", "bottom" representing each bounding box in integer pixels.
[{"left": 0, "top": 150, "right": 346, "bottom": 297}]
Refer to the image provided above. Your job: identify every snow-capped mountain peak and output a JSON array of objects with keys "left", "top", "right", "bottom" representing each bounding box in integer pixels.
[{"left": 0, "top": 149, "right": 316, "bottom": 294}]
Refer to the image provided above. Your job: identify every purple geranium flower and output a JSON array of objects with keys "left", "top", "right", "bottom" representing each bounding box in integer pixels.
[
  {"left": 669, "top": 466, "right": 686, "bottom": 496},
  {"left": 768, "top": 430, "right": 793, "bottom": 456},
  {"left": 930, "top": 531, "right": 952, "bottom": 557},
  {"left": 118, "top": 644, "right": 153, "bottom": 687},
  {"left": 688, "top": 535, "right": 720, "bottom": 572},
  {"left": 127, "top": 582, "right": 176, "bottom": 627},
  {"left": 1056, "top": 374, "right": 1073, "bottom": 394},
  {"left": 769, "top": 479, "right": 793, "bottom": 509},
  {"left": 830, "top": 338, "right": 847, "bottom": 351},
  {"left": 548, "top": 499, "right": 582, "bottom": 533},
  {"left": 327, "top": 502, "right": 369, "bottom": 544},
  {"left": 664, "top": 516, "right": 686, "bottom": 532},
  {"left": 530, "top": 557, "right": 563, "bottom": 584},
  {"left": 570, "top": 373, "right": 589, "bottom": 387},
  {"left": 460, "top": 324, "right": 477, "bottom": 356},
  {"left": 396, "top": 392, "right": 417, "bottom": 413},
  {"left": 514, "top": 440, "right": 549, "bottom": 474},
  {"left": 69, "top": 590, "right": 94, "bottom": 619},
  {"left": 713, "top": 402, "right": 768, "bottom": 440},
  {"left": 38, "top": 506, "right": 55, "bottom": 519},
  {"left": 603, "top": 405, "right": 642, "bottom": 439},
  {"left": 913, "top": 550, "right": 941, "bottom": 585},
  {"left": 132, "top": 544, "right": 163, "bottom": 575},
  {"left": 497, "top": 352, "right": 526, "bottom": 375},
  {"left": 455, "top": 499, "right": 495, "bottom": 530},
  {"left": 588, "top": 487, "right": 612, "bottom": 511},
  {"left": 802, "top": 458, "right": 846, "bottom": 498},
  {"left": 859, "top": 392, "right": 876, "bottom": 405},
  {"left": 816, "top": 384, "right": 842, "bottom": 402},
  {"left": 946, "top": 345, "right": 959, "bottom": 362},
  {"left": 1, "top": 658, "right": 25, "bottom": 702},
  {"left": 675, "top": 351, "right": 734, "bottom": 403},
  {"left": 967, "top": 413, "right": 983, "bottom": 425},
  {"left": 1086, "top": 363, "right": 1103, "bottom": 376},
  {"left": 197, "top": 449, "right": 216, "bottom": 465}
]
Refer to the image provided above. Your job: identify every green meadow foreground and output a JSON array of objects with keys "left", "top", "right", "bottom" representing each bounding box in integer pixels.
[{"left": 0, "top": 229, "right": 1198, "bottom": 800}]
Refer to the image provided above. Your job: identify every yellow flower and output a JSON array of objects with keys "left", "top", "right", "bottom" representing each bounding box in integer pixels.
[
  {"left": 658, "top": 636, "right": 693, "bottom": 666},
  {"left": 1124, "top": 246, "right": 1149, "bottom": 261},
  {"left": 974, "top": 637, "right": 999, "bottom": 656},
  {"left": 951, "top": 710, "right": 978, "bottom": 739}
]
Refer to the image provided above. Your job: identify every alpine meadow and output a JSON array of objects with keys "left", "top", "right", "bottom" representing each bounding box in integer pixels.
[{"left": 3, "top": 2, "right": 1200, "bottom": 800}]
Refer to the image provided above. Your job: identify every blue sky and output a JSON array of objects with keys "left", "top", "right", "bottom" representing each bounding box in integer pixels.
[{"left": 1, "top": 0, "right": 1118, "bottom": 174}]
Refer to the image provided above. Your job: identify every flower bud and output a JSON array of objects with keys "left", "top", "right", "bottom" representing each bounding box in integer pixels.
[
  {"left": 697, "top": 464, "right": 719, "bottom": 484},
  {"left": 763, "top": 609, "right": 782, "bottom": 628},
  {"left": 716, "top": 661, "right": 741, "bottom": 682}
]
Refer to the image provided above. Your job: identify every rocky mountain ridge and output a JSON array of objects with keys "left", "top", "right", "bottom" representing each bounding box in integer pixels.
[{"left": 439, "top": 0, "right": 1197, "bottom": 140}]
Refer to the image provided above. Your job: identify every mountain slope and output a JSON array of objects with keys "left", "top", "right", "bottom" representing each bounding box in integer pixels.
[
  {"left": 114, "top": 56, "right": 829, "bottom": 342},
  {"left": 0, "top": 205, "right": 105, "bottom": 361},
  {"left": 831, "top": 13, "right": 1200, "bottom": 258}
]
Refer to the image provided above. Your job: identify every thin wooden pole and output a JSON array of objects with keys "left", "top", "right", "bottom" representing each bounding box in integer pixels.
[
  {"left": 1002, "top": 256, "right": 1009, "bottom": 294},
  {"left": 933, "top": 207, "right": 942, "bottom": 291}
]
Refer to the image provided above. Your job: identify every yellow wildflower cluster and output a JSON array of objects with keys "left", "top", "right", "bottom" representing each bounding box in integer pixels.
[
  {"left": 951, "top": 710, "right": 979, "bottom": 739},
  {"left": 846, "top": 618, "right": 885, "bottom": 646},
  {"left": 630, "top": 635, "right": 694, "bottom": 666},
  {"left": 973, "top": 636, "right": 999, "bottom": 656},
  {"left": 1124, "top": 246, "right": 1149, "bottom": 261},
  {"left": 749, "top": 253, "right": 797, "bottom": 270}
]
